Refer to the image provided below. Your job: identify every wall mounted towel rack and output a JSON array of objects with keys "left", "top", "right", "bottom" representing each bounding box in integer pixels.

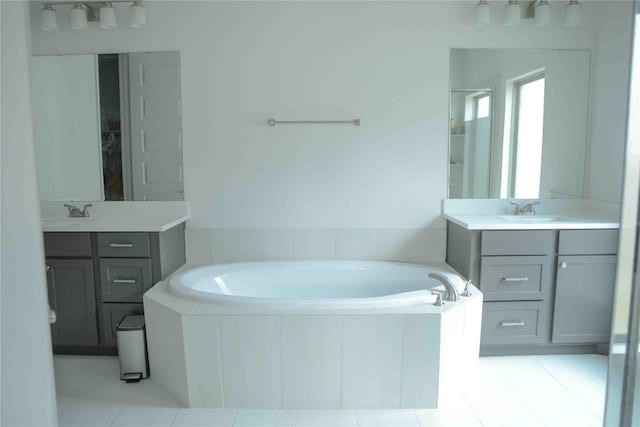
[{"left": 267, "top": 118, "right": 361, "bottom": 127}]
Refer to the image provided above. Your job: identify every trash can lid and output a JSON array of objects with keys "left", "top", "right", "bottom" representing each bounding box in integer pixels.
[{"left": 117, "top": 315, "right": 145, "bottom": 331}]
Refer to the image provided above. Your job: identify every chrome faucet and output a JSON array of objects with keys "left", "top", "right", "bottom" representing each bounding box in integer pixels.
[
  {"left": 428, "top": 272, "right": 461, "bottom": 303},
  {"left": 64, "top": 203, "right": 92, "bottom": 218},
  {"left": 510, "top": 200, "right": 540, "bottom": 216}
]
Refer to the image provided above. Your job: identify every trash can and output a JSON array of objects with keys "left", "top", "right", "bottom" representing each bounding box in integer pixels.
[{"left": 116, "top": 315, "right": 149, "bottom": 382}]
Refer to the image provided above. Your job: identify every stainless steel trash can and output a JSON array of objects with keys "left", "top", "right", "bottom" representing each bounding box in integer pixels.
[{"left": 116, "top": 315, "right": 149, "bottom": 382}]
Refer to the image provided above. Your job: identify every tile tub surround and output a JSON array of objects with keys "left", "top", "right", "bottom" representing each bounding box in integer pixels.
[
  {"left": 185, "top": 227, "right": 446, "bottom": 266},
  {"left": 143, "top": 279, "right": 482, "bottom": 409},
  {"left": 41, "top": 201, "right": 190, "bottom": 232}
]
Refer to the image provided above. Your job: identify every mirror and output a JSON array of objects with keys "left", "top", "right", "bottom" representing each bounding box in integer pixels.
[
  {"left": 31, "top": 51, "right": 184, "bottom": 201},
  {"left": 448, "top": 49, "right": 591, "bottom": 199}
]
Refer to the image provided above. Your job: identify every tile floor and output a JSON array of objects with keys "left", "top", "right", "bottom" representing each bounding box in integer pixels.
[{"left": 54, "top": 354, "right": 607, "bottom": 427}]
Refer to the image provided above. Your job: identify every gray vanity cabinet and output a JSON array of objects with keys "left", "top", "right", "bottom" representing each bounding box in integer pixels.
[
  {"left": 46, "top": 258, "right": 98, "bottom": 347},
  {"left": 446, "top": 222, "right": 618, "bottom": 354},
  {"left": 44, "top": 224, "right": 185, "bottom": 354}
]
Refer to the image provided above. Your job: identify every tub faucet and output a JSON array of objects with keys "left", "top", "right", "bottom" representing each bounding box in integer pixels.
[
  {"left": 428, "top": 272, "right": 461, "bottom": 302},
  {"left": 64, "top": 203, "right": 92, "bottom": 218}
]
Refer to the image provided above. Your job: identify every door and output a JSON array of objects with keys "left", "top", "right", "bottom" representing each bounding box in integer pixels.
[
  {"left": 605, "top": 2, "right": 640, "bottom": 425},
  {"left": 128, "top": 51, "right": 183, "bottom": 201},
  {"left": 552, "top": 255, "right": 617, "bottom": 344},
  {"left": 46, "top": 259, "right": 98, "bottom": 347}
]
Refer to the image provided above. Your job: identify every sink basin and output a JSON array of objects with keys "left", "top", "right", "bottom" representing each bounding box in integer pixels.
[{"left": 498, "top": 215, "right": 561, "bottom": 223}]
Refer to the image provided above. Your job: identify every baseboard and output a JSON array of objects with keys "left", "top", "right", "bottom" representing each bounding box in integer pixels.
[
  {"left": 480, "top": 344, "right": 601, "bottom": 356},
  {"left": 53, "top": 345, "right": 118, "bottom": 356}
]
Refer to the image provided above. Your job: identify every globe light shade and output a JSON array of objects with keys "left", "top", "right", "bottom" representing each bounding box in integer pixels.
[
  {"left": 535, "top": 1, "right": 552, "bottom": 26},
  {"left": 505, "top": 1, "right": 522, "bottom": 26},
  {"left": 130, "top": 1, "right": 146, "bottom": 28},
  {"left": 100, "top": 3, "right": 118, "bottom": 29},
  {"left": 69, "top": 4, "right": 88, "bottom": 30},
  {"left": 41, "top": 5, "right": 58, "bottom": 31},
  {"left": 564, "top": 0, "right": 582, "bottom": 27},
  {"left": 475, "top": 1, "right": 490, "bottom": 27}
]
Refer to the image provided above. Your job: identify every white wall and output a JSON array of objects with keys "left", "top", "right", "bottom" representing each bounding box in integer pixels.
[
  {"left": 29, "top": 1, "right": 632, "bottom": 264},
  {"left": 1, "top": 2, "right": 58, "bottom": 426},
  {"left": 586, "top": 1, "right": 634, "bottom": 203}
]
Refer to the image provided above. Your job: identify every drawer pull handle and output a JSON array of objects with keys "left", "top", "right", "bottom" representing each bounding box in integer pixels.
[
  {"left": 499, "top": 320, "right": 525, "bottom": 327},
  {"left": 109, "top": 242, "right": 134, "bottom": 248},
  {"left": 113, "top": 279, "right": 137, "bottom": 285},
  {"left": 502, "top": 276, "right": 529, "bottom": 282}
]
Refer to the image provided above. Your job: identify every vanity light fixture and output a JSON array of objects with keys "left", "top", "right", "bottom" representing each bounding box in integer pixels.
[
  {"left": 69, "top": 4, "right": 88, "bottom": 30},
  {"left": 504, "top": 0, "right": 522, "bottom": 26},
  {"left": 100, "top": 2, "right": 117, "bottom": 29},
  {"left": 535, "top": 0, "right": 552, "bottom": 26},
  {"left": 40, "top": 4, "right": 58, "bottom": 31},
  {"left": 564, "top": 0, "right": 582, "bottom": 27},
  {"left": 129, "top": 1, "right": 146, "bottom": 28},
  {"left": 40, "top": 1, "right": 146, "bottom": 31},
  {"left": 475, "top": 0, "right": 491, "bottom": 26}
]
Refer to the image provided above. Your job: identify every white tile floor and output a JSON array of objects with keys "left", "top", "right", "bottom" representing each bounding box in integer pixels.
[{"left": 54, "top": 354, "right": 607, "bottom": 427}]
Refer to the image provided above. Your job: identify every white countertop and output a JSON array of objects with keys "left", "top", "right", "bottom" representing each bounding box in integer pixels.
[
  {"left": 443, "top": 198, "right": 620, "bottom": 231},
  {"left": 444, "top": 213, "right": 619, "bottom": 230},
  {"left": 41, "top": 201, "right": 189, "bottom": 232},
  {"left": 42, "top": 215, "right": 188, "bottom": 232}
]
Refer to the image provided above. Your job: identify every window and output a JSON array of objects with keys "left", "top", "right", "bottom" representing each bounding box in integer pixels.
[
  {"left": 476, "top": 95, "right": 490, "bottom": 119},
  {"left": 511, "top": 74, "right": 545, "bottom": 199}
]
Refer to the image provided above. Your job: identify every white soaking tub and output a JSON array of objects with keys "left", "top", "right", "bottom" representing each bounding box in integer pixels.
[{"left": 144, "top": 261, "right": 483, "bottom": 409}]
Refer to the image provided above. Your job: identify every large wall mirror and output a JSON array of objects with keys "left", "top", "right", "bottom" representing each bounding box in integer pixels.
[
  {"left": 31, "top": 51, "right": 183, "bottom": 201},
  {"left": 448, "top": 48, "right": 591, "bottom": 199}
]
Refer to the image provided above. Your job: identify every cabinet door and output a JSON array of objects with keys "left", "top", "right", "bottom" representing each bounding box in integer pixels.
[
  {"left": 46, "top": 259, "right": 98, "bottom": 347},
  {"left": 552, "top": 255, "right": 617, "bottom": 344}
]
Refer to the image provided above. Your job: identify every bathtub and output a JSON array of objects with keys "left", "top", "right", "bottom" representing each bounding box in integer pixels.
[
  {"left": 144, "top": 260, "right": 482, "bottom": 409},
  {"left": 169, "top": 261, "right": 469, "bottom": 308}
]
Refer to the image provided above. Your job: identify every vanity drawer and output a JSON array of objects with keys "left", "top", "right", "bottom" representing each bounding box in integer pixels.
[
  {"left": 97, "top": 232, "right": 150, "bottom": 258},
  {"left": 100, "top": 258, "right": 153, "bottom": 302},
  {"left": 481, "top": 230, "right": 554, "bottom": 256},
  {"left": 44, "top": 232, "right": 92, "bottom": 257},
  {"left": 101, "top": 303, "right": 144, "bottom": 348},
  {"left": 480, "top": 256, "right": 551, "bottom": 301},
  {"left": 558, "top": 230, "right": 618, "bottom": 255},
  {"left": 481, "top": 301, "right": 547, "bottom": 345}
]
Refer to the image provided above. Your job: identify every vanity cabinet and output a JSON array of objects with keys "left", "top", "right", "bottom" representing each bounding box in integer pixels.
[
  {"left": 43, "top": 225, "right": 185, "bottom": 354},
  {"left": 446, "top": 222, "right": 618, "bottom": 354},
  {"left": 44, "top": 233, "right": 98, "bottom": 348},
  {"left": 552, "top": 230, "right": 618, "bottom": 344},
  {"left": 46, "top": 259, "right": 98, "bottom": 347}
]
